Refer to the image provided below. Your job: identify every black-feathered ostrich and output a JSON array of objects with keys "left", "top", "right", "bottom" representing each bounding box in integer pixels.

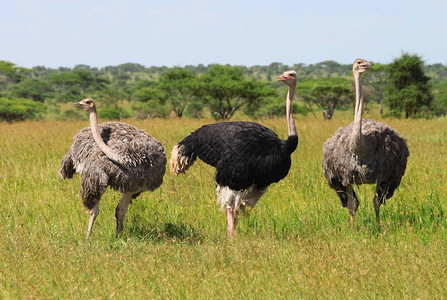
[
  {"left": 170, "top": 71, "right": 298, "bottom": 236},
  {"left": 322, "top": 59, "right": 409, "bottom": 227},
  {"left": 60, "top": 98, "right": 166, "bottom": 238}
]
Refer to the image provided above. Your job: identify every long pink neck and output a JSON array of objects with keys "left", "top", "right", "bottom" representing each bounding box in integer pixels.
[
  {"left": 350, "top": 72, "right": 367, "bottom": 156},
  {"left": 88, "top": 109, "right": 124, "bottom": 166},
  {"left": 286, "top": 82, "right": 297, "bottom": 137},
  {"left": 353, "top": 72, "right": 363, "bottom": 127}
]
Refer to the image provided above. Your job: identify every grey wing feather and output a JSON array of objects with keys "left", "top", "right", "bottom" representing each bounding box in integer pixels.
[
  {"left": 323, "top": 119, "right": 409, "bottom": 190},
  {"left": 60, "top": 121, "right": 166, "bottom": 198},
  {"left": 59, "top": 152, "right": 75, "bottom": 179}
]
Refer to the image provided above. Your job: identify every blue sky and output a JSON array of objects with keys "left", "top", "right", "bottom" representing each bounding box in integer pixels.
[{"left": 1, "top": 0, "right": 446, "bottom": 68}]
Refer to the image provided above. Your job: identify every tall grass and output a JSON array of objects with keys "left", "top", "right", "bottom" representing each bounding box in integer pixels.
[{"left": 0, "top": 115, "right": 446, "bottom": 298}]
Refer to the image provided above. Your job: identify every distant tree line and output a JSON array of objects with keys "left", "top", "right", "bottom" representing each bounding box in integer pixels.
[{"left": 0, "top": 53, "right": 445, "bottom": 122}]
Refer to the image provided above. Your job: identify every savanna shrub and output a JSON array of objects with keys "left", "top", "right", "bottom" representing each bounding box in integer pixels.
[{"left": 0, "top": 97, "right": 46, "bottom": 122}]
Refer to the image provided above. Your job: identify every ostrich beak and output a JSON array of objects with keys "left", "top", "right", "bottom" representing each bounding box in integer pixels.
[
  {"left": 278, "top": 75, "right": 289, "bottom": 81},
  {"left": 74, "top": 102, "right": 83, "bottom": 108},
  {"left": 364, "top": 62, "right": 373, "bottom": 71}
]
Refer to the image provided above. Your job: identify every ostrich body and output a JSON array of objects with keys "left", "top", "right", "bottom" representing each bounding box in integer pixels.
[
  {"left": 60, "top": 98, "right": 166, "bottom": 238},
  {"left": 322, "top": 59, "right": 409, "bottom": 226},
  {"left": 170, "top": 71, "right": 298, "bottom": 236}
]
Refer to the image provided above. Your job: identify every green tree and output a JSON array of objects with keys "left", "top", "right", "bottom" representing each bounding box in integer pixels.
[
  {"left": 200, "top": 65, "right": 276, "bottom": 120},
  {"left": 73, "top": 70, "right": 108, "bottom": 93},
  {"left": 131, "top": 82, "right": 167, "bottom": 118},
  {"left": 0, "top": 61, "right": 19, "bottom": 85},
  {"left": 265, "top": 62, "right": 288, "bottom": 81},
  {"left": 184, "top": 101, "right": 204, "bottom": 118},
  {"left": 314, "top": 60, "right": 346, "bottom": 77},
  {"left": 0, "top": 61, "right": 33, "bottom": 93},
  {"left": 300, "top": 78, "right": 353, "bottom": 119},
  {"left": 158, "top": 67, "right": 199, "bottom": 118},
  {"left": 430, "top": 81, "right": 447, "bottom": 116},
  {"left": 385, "top": 53, "right": 433, "bottom": 118},
  {"left": 363, "top": 63, "right": 387, "bottom": 115},
  {"left": 96, "top": 88, "right": 129, "bottom": 119},
  {"left": 311, "top": 85, "right": 352, "bottom": 119},
  {"left": 8, "top": 78, "right": 54, "bottom": 102},
  {"left": 242, "top": 80, "right": 278, "bottom": 117},
  {"left": 51, "top": 70, "right": 109, "bottom": 102}
]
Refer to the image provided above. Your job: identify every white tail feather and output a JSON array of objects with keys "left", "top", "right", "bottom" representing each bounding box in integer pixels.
[{"left": 170, "top": 144, "right": 193, "bottom": 174}]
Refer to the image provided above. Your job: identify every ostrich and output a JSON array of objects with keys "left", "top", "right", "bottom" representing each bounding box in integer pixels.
[
  {"left": 170, "top": 71, "right": 298, "bottom": 236},
  {"left": 322, "top": 59, "right": 409, "bottom": 227},
  {"left": 59, "top": 98, "right": 166, "bottom": 238}
]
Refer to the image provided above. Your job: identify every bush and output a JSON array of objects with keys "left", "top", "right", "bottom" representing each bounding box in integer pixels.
[
  {"left": 0, "top": 98, "right": 46, "bottom": 122},
  {"left": 255, "top": 98, "right": 310, "bottom": 118},
  {"left": 97, "top": 106, "right": 131, "bottom": 120},
  {"left": 382, "top": 110, "right": 404, "bottom": 118},
  {"left": 131, "top": 100, "right": 168, "bottom": 119},
  {"left": 62, "top": 108, "right": 86, "bottom": 120},
  {"left": 184, "top": 101, "right": 204, "bottom": 118}
]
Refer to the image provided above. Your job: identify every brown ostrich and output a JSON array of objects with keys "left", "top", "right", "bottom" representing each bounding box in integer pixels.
[
  {"left": 322, "top": 59, "right": 409, "bottom": 227},
  {"left": 60, "top": 98, "right": 166, "bottom": 238}
]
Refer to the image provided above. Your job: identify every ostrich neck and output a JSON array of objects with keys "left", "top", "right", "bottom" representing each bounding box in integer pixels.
[
  {"left": 350, "top": 73, "right": 367, "bottom": 157},
  {"left": 286, "top": 82, "right": 297, "bottom": 137},
  {"left": 88, "top": 109, "right": 124, "bottom": 166}
]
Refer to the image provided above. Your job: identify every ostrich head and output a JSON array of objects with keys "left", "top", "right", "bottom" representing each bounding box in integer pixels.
[
  {"left": 278, "top": 70, "right": 297, "bottom": 86},
  {"left": 75, "top": 98, "right": 96, "bottom": 112},
  {"left": 353, "top": 59, "right": 372, "bottom": 75}
]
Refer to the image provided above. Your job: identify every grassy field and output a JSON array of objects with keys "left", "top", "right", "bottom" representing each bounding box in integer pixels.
[{"left": 1, "top": 114, "right": 446, "bottom": 298}]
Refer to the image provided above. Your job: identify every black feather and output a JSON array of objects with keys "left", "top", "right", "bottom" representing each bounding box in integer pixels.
[{"left": 177, "top": 121, "right": 297, "bottom": 191}]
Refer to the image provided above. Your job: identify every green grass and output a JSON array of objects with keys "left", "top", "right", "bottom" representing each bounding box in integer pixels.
[{"left": 1, "top": 115, "right": 447, "bottom": 298}]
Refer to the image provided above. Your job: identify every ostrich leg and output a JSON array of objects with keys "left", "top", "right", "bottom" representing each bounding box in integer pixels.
[
  {"left": 115, "top": 193, "right": 133, "bottom": 237},
  {"left": 226, "top": 204, "right": 237, "bottom": 237},
  {"left": 226, "top": 190, "right": 244, "bottom": 237},
  {"left": 86, "top": 203, "right": 100, "bottom": 238},
  {"left": 373, "top": 193, "right": 381, "bottom": 225},
  {"left": 373, "top": 188, "right": 386, "bottom": 225},
  {"left": 346, "top": 185, "right": 359, "bottom": 228}
]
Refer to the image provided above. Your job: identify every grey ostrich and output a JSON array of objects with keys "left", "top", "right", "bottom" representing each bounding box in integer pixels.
[
  {"left": 170, "top": 71, "right": 298, "bottom": 237},
  {"left": 322, "top": 59, "right": 409, "bottom": 227},
  {"left": 60, "top": 98, "right": 166, "bottom": 238}
]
